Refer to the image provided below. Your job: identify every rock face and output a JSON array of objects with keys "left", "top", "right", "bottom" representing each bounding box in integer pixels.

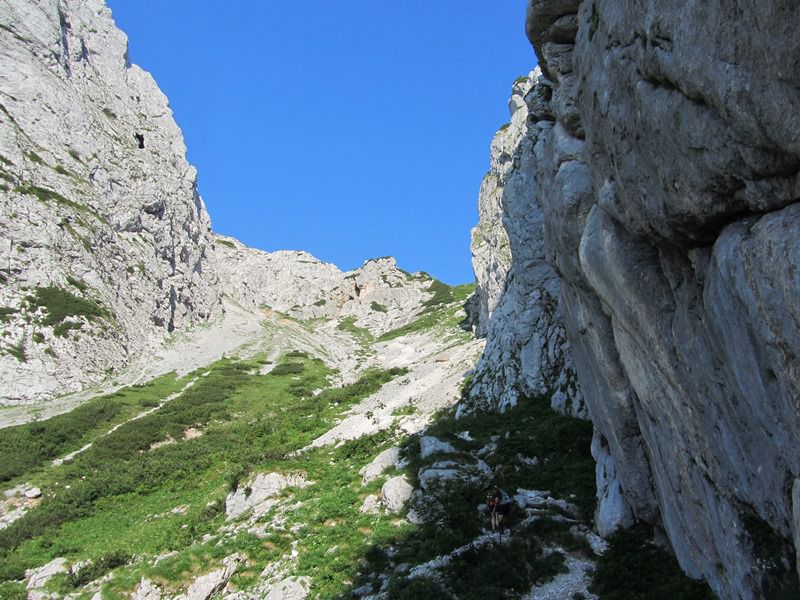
[
  {"left": 466, "top": 72, "right": 582, "bottom": 417},
  {"left": 477, "top": 1, "right": 800, "bottom": 597},
  {"left": 214, "top": 235, "right": 438, "bottom": 337},
  {"left": 0, "top": 0, "right": 221, "bottom": 404}
]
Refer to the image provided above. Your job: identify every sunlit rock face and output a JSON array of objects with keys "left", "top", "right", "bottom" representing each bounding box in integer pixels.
[
  {"left": 213, "top": 235, "right": 438, "bottom": 338},
  {"left": 496, "top": 0, "right": 800, "bottom": 597},
  {"left": 466, "top": 71, "right": 583, "bottom": 420},
  {"left": 0, "top": 0, "right": 222, "bottom": 404}
]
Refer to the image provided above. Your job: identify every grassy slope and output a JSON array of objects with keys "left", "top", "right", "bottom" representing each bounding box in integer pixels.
[{"left": 0, "top": 280, "right": 716, "bottom": 599}]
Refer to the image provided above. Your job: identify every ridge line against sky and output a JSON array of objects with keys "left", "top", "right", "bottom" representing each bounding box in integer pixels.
[{"left": 107, "top": 1, "right": 537, "bottom": 285}]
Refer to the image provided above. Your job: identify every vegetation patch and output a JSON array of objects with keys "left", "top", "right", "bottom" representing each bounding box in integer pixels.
[
  {"left": 0, "top": 373, "right": 183, "bottom": 483},
  {"left": 590, "top": 526, "right": 715, "bottom": 599},
  {"left": 370, "top": 301, "right": 388, "bottom": 313},
  {"left": 0, "top": 306, "right": 18, "bottom": 323},
  {"left": 215, "top": 238, "right": 236, "bottom": 249},
  {"left": 379, "top": 283, "right": 474, "bottom": 342},
  {"left": 337, "top": 315, "right": 374, "bottom": 346},
  {"left": 26, "top": 150, "right": 44, "bottom": 164},
  {"left": 0, "top": 354, "right": 409, "bottom": 599},
  {"left": 13, "top": 183, "right": 88, "bottom": 215},
  {"left": 25, "top": 285, "right": 108, "bottom": 331}
]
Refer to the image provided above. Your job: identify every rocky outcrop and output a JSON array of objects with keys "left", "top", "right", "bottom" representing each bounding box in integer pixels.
[
  {"left": 214, "top": 235, "right": 438, "bottom": 337},
  {"left": 477, "top": 1, "right": 800, "bottom": 597},
  {"left": 0, "top": 0, "right": 221, "bottom": 404},
  {"left": 466, "top": 72, "right": 582, "bottom": 417}
]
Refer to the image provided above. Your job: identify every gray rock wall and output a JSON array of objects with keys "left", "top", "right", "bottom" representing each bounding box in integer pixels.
[
  {"left": 497, "top": 0, "right": 800, "bottom": 597},
  {"left": 0, "top": 0, "right": 221, "bottom": 404},
  {"left": 466, "top": 72, "right": 582, "bottom": 418}
]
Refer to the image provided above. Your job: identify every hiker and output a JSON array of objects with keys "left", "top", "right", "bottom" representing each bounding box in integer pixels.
[{"left": 487, "top": 488, "right": 513, "bottom": 537}]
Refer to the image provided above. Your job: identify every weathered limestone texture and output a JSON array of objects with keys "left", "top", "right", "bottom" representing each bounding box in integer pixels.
[
  {"left": 0, "top": 0, "right": 221, "bottom": 404},
  {"left": 467, "top": 72, "right": 583, "bottom": 418},
  {"left": 502, "top": 0, "right": 800, "bottom": 597},
  {"left": 214, "top": 235, "right": 438, "bottom": 337}
]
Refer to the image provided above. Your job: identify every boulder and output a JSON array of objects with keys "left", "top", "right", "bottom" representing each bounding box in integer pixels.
[
  {"left": 419, "top": 436, "right": 456, "bottom": 459},
  {"left": 226, "top": 473, "right": 308, "bottom": 521},
  {"left": 380, "top": 476, "right": 413, "bottom": 513},
  {"left": 418, "top": 459, "right": 492, "bottom": 492},
  {"left": 26, "top": 557, "right": 68, "bottom": 589},
  {"left": 359, "top": 447, "right": 401, "bottom": 485},
  {"left": 179, "top": 553, "right": 245, "bottom": 600}
]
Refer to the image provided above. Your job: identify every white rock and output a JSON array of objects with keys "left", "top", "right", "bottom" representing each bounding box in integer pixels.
[
  {"left": 419, "top": 436, "right": 456, "bottom": 459},
  {"left": 133, "top": 578, "right": 162, "bottom": 600},
  {"left": 380, "top": 476, "right": 413, "bottom": 513},
  {"left": 418, "top": 459, "right": 492, "bottom": 492},
  {"left": 178, "top": 553, "right": 245, "bottom": 600},
  {"left": 226, "top": 472, "right": 309, "bottom": 521},
  {"left": 24, "top": 487, "right": 42, "bottom": 499},
  {"left": 265, "top": 576, "right": 311, "bottom": 600},
  {"left": 359, "top": 447, "right": 401, "bottom": 485},
  {"left": 359, "top": 494, "right": 381, "bottom": 514},
  {"left": 26, "top": 557, "right": 68, "bottom": 589}
]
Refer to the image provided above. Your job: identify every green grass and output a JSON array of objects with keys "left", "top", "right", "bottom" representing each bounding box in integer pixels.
[
  {"left": 378, "top": 283, "right": 475, "bottom": 342},
  {"left": 0, "top": 355, "right": 409, "bottom": 598},
  {"left": 370, "top": 301, "right": 388, "bottom": 313},
  {"left": 25, "top": 286, "right": 108, "bottom": 331},
  {"left": 0, "top": 373, "right": 184, "bottom": 483},
  {"left": 68, "top": 149, "right": 81, "bottom": 163},
  {"left": 26, "top": 151, "right": 44, "bottom": 164},
  {"left": 102, "top": 107, "right": 117, "bottom": 119},
  {"left": 215, "top": 238, "right": 236, "bottom": 249},
  {"left": 13, "top": 183, "right": 88, "bottom": 215},
  {"left": 337, "top": 316, "right": 374, "bottom": 346},
  {"left": 0, "top": 307, "right": 18, "bottom": 323}
]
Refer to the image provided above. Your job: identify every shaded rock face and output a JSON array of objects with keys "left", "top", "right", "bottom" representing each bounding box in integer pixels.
[
  {"left": 466, "top": 72, "right": 583, "bottom": 417},
  {"left": 497, "top": 0, "right": 800, "bottom": 598},
  {"left": 0, "top": 0, "right": 221, "bottom": 404}
]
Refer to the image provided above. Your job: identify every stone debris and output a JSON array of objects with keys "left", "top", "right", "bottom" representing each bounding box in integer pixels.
[{"left": 522, "top": 554, "right": 597, "bottom": 600}]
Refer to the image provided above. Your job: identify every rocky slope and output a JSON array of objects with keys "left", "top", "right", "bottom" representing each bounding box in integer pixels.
[
  {"left": 473, "top": 1, "right": 800, "bottom": 598},
  {"left": 214, "top": 235, "right": 437, "bottom": 338},
  {"left": 0, "top": 0, "right": 222, "bottom": 405}
]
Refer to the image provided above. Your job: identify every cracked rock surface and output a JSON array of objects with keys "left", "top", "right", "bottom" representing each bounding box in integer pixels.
[
  {"left": 0, "top": 0, "right": 222, "bottom": 404},
  {"left": 471, "top": 1, "right": 800, "bottom": 597}
]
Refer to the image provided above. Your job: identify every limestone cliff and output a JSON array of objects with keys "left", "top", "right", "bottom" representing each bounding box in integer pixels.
[
  {"left": 0, "top": 0, "right": 221, "bottom": 405},
  {"left": 466, "top": 73, "right": 582, "bottom": 418},
  {"left": 476, "top": 1, "right": 800, "bottom": 597}
]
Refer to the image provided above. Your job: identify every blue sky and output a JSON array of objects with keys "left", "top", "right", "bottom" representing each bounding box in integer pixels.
[{"left": 107, "top": 1, "right": 536, "bottom": 284}]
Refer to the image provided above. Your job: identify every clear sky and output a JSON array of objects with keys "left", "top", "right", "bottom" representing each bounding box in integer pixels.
[{"left": 106, "top": 1, "right": 537, "bottom": 285}]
